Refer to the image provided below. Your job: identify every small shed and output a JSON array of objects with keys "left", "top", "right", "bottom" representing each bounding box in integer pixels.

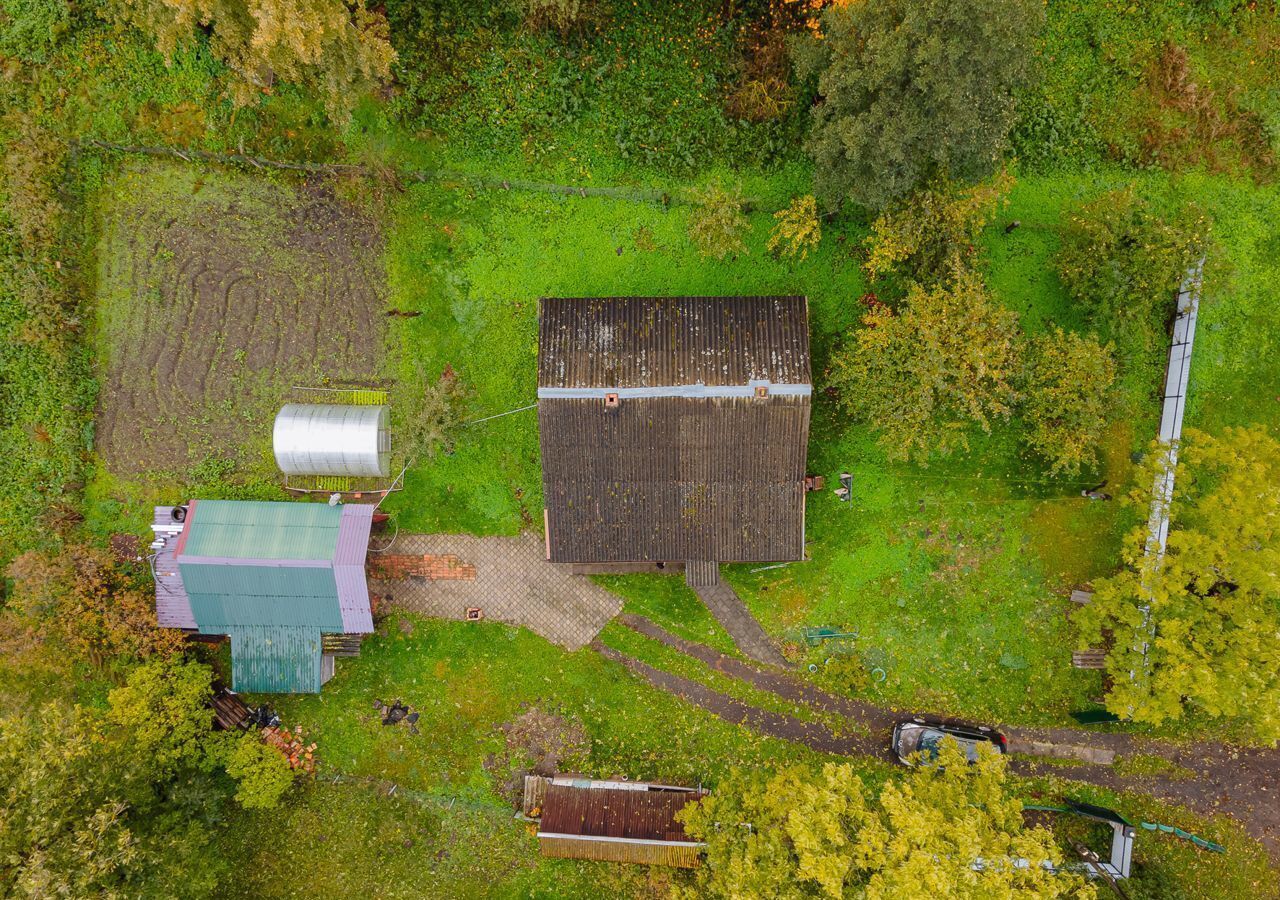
[
  {"left": 152, "top": 499, "right": 374, "bottom": 693},
  {"left": 525, "top": 775, "right": 708, "bottom": 868},
  {"left": 273, "top": 403, "right": 390, "bottom": 478}
]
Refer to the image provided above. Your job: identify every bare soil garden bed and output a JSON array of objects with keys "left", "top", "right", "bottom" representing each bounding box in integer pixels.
[{"left": 94, "top": 164, "right": 387, "bottom": 477}]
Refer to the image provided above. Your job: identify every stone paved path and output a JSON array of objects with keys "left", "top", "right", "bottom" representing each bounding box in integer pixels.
[
  {"left": 609, "top": 614, "right": 1280, "bottom": 859},
  {"left": 369, "top": 534, "right": 621, "bottom": 651},
  {"left": 687, "top": 565, "right": 789, "bottom": 668}
]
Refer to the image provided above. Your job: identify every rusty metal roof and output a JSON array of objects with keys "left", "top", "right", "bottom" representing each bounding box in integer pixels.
[{"left": 538, "top": 780, "right": 707, "bottom": 844}]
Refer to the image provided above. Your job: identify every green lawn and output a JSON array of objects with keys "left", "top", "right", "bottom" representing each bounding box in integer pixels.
[{"left": 219, "top": 614, "right": 840, "bottom": 897}]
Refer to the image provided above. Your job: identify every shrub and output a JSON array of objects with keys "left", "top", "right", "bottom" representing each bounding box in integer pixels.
[
  {"left": 0, "top": 0, "right": 72, "bottom": 63},
  {"left": 221, "top": 733, "right": 297, "bottom": 809},
  {"left": 767, "top": 194, "right": 821, "bottom": 260},
  {"left": 4, "top": 545, "right": 185, "bottom": 669},
  {"left": 516, "top": 0, "right": 596, "bottom": 36},
  {"left": 829, "top": 269, "right": 1022, "bottom": 462},
  {"left": 1022, "top": 329, "right": 1117, "bottom": 475},
  {"left": 398, "top": 364, "right": 467, "bottom": 462},
  {"left": 1057, "top": 187, "right": 1208, "bottom": 352},
  {"left": 686, "top": 180, "right": 750, "bottom": 259},
  {"left": 2, "top": 114, "right": 66, "bottom": 257},
  {"left": 862, "top": 172, "right": 1013, "bottom": 285},
  {"left": 802, "top": 0, "right": 1042, "bottom": 211},
  {"left": 724, "top": 27, "right": 795, "bottom": 123}
]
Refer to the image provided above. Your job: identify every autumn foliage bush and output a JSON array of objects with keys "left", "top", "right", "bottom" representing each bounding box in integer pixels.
[
  {"left": 686, "top": 180, "right": 750, "bottom": 259},
  {"left": 4, "top": 545, "right": 184, "bottom": 670},
  {"left": 829, "top": 269, "right": 1022, "bottom": 463}
]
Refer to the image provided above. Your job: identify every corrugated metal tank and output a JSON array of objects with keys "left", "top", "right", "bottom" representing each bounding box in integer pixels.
[{"left": 273, "top": 404, "right": 390, "bottom": 477}]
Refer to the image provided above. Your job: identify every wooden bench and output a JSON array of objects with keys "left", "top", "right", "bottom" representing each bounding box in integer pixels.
[
  {"left": 1070, "top": 589, "right": 1094, "bottom": 605},
  {"left": 1072, "top": 649, "right": 1107, "bottom": 669}
]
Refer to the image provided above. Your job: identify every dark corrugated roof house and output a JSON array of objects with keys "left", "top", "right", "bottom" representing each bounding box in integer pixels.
[
  {"left": 524, "top": 775, "right": 708, "bottom": 868},
  {"left": 537, "top": 296, "right": 812, "bottom": 565},
  {"left": 153, "top": 499, "right": 374, "bottom": 693}
]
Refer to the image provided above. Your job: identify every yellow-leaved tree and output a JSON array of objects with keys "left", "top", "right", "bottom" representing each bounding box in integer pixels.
[
  {"left": 678, "top": 747, "right": 1094, "bottom": 899},
  {"left": 828, "top": 268, "right": 1022, "bottom": 462},
  {"left": 108, "top": 0, "right": 396, "bottom": 123},
  {"left": 1077, "top": 426, "right": 1280, "bottom": 742}
]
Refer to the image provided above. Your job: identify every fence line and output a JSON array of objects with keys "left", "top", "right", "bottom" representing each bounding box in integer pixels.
[
  {"left": 75, "top": 138, "right": 693, "bottom": 208},
  {"left": 1130, "top": 259, "right": 1205, "bottom": 687}
]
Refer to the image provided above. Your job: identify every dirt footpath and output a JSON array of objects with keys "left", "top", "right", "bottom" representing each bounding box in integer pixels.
[
  {"left": 612, "top": 614, "right": 1280, "bottom": 860},
  {"left": 94, "top": 165, "right": 386, "bottom": 476}
]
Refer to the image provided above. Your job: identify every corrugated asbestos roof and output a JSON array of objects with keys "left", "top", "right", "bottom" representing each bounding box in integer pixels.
[
  {"left": 539, "top": 782, "right": 706, "bottom": 844},
  {"left": 537, "top": 297, "right": 811, "bottom": 564},
  {"left": 223, "top": 625, "right": 323, "bottom": 693},
  {"left": 538, "top": 297, "right": 810, "bottom": 389},
  {"left": 181, "top": 500, "right": 342, "bottom": 560}
]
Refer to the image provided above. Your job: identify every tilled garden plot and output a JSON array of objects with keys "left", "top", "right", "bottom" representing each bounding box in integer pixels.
[{"left": 94, "top": 163, "right": 386, "bottom": 477}]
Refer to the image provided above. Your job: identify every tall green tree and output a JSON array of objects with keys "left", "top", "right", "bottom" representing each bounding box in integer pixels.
[
  {"left": 107, "top": 0, "right": 396, "bottom": 123},
  {"left": 1056, "top": 187, "right": 1208, "bottom": 353},
  {"left": 1022, "top": 328, "right": 1117, "bottom": 476},
  {"left": 679, "top": 746, "right": 1093, "bottom": 899},
  {"left": 801, "top": 0, "right": 1042, "bottom": 212},
  {"left": 829, "top": 269, "right": 1022, "bottom": 462},
  {"left": 0, "top": 701, "right": 227, "bottom": 898},
  {"left": 1078, "top": 426, "right": 1280, "bottom": 741}
]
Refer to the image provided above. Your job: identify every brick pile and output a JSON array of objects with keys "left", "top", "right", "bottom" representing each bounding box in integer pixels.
[{"left": 368, "top": 554, "right": 478, "bottom": 581}]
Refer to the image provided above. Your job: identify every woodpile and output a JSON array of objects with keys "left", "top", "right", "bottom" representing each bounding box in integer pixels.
[{"left": 262, "top": 725, "right": 317, "bottom": 774}]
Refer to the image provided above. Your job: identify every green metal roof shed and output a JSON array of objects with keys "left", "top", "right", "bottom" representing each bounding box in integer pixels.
[
  {"left": 155, "top": 499, "right": 375, "bottom": 694},
  {"left": 223, "top": 625, "right": 325, "bottom": 694}
]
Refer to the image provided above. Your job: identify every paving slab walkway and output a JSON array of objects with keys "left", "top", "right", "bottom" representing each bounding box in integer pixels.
[
  {"left": 687, "top": 565, "right": 789, "bottom": 668},
  {"left": 369, "top": 534, "right": 621, "bottom": 651},
  {"left": 609, "top": 614, "right": 1280, "bottom": 859}
]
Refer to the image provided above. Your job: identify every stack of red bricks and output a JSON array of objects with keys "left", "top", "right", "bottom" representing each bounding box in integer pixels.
[
  {"left": 261, "top": 725, "right": 317, "bottom": 774},
  {"left": 368, "top": 554, "right": 478, "bottom": 581}
]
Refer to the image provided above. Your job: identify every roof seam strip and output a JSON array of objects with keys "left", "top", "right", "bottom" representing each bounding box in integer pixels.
[{"left": 538, "top": 383, "right": 812, "bottom": 400}]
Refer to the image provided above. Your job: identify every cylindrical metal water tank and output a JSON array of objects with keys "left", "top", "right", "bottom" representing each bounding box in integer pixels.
[{"left": 273, "top": 404, "right": 390, "bottom": 477}]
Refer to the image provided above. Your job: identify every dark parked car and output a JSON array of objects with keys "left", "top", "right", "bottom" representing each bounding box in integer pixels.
[{"left": 891, "top": 717, "right": 1008, "bottom": 766}]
